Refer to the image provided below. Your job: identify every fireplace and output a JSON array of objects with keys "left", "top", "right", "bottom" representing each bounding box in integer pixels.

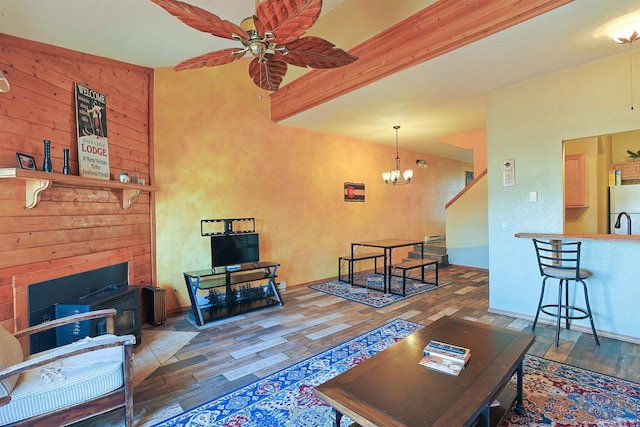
[
  {"left": 55, "top": 283, "right": 140, "bottom": 348},
  {"left": 18, "top": 254, "right": 141, "bottom": 354}
]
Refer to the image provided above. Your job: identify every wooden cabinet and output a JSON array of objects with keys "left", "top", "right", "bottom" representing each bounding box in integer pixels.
[
  {"left": 565, "top": 154, "right": 587, "bottom": 208},
  {"left": 611, "top": 162, "right": 640, "bottom": 181}
]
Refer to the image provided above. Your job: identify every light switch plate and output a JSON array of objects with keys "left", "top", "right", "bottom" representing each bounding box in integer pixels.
[{"left": 529, "top": 191, "right": 538, "bottom": 202}]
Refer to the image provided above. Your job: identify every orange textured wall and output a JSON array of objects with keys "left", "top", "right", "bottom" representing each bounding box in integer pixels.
[
  {"left": 440, "top": 129, "right": 487, "bottom": 176},
  {"left": 153, "top": 60, "right": 471, "bottom": 312}
]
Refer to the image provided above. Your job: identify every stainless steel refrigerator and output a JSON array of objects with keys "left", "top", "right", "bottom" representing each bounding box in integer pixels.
[{"left": 609, "top": 184, "right": 640, "bottom": 235}]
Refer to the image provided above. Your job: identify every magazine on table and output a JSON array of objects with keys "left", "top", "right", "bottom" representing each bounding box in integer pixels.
[
  {"left": 418, "top": 354, "right": 464, "bottom": 376},
  {"left": 423, "top": 340, "right": 471, "bottom": 365}
]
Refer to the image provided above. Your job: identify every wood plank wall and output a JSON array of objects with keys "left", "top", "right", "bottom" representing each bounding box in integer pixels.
[{"left": 0, "top": 34, "right": 155, "bottom": 331}]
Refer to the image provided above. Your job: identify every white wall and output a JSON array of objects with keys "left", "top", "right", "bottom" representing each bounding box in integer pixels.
[
  {"left": 487, "top": 52, "right": 640, "bottom": 341},
  {"left": 446, "top": 175, "right": 488, "bottom": 268}
]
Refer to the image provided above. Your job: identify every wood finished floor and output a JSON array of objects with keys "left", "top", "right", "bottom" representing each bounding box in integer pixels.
[{"left": 82, "top": 264, "right": 640, "bottom": 426}]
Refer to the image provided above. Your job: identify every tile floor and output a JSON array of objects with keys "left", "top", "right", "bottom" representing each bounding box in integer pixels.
[
  {"left": 132, "top": 326, "right": 198, "bottom": 388},
  {"left": 83, "top": 264, "right": 640, "bottom": 426}
]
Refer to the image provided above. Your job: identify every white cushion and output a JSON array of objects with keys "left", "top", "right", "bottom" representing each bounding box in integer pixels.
[
  {"left": 0, "top": 324, "right": 23, "bottom": 397},
  {"left": 0, "top": 334, "right": 125, "bottom": 424}
]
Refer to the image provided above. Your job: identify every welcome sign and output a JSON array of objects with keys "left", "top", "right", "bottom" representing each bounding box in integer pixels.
[{"left": 75, "top": 83, "right": 110, "bottom": 180}]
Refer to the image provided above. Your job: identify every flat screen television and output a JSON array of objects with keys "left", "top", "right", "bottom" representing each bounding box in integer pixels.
[{"left": 211, "top": 233, "right": 260, "bottom": 268}]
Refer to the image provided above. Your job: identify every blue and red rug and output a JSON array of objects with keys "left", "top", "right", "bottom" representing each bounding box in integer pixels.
[
  {"left": 309, "top": 273, "right": 450, "bottom": 308},
  {"left": 153, "top": 319, "right": 640, "bottom": 427}
]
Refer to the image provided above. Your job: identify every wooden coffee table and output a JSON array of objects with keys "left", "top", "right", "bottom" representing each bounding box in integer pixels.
[{"left": 314, "top": 316, "right": 535, "bottom": 427}]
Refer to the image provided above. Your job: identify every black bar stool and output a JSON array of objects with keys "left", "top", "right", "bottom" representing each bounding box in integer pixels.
[{"left": 531, "top": 239, "right": 600, "bottom": 346}]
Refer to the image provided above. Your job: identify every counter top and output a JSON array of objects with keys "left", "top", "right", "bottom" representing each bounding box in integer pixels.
[{"left": 515, "top": 232, "right": 640, "bottom": 241}]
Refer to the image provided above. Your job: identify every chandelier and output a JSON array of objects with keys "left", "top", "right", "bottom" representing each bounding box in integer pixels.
[{"left": 382, "top": 126, "right": 413, "bottom": 185}]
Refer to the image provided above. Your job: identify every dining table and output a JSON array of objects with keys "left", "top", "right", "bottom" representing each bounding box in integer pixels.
[{"left": 351, "top": 238, "right": 424, "bottom": 293}]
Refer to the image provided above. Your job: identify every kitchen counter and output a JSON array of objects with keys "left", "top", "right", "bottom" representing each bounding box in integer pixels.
[
  {"left": 509, "top": 232, "right": 639, "bottom": 343},
  {"left": 515, "top": 232, "right": 640, "bottom": 241}
]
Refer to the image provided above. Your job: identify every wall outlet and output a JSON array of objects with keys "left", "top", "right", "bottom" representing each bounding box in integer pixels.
[{"left": 277, "top": 281, "right": 286, "bottom": 291}]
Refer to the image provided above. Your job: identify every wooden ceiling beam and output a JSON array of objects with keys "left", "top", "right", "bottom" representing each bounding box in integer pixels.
[{"left": 270, "top": 0, "right": 573, "bottom": 122}]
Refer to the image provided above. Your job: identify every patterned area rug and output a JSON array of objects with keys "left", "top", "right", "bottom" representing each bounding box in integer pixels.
[
  {"left": 152, "top": 319, "right": 640, "bottom": 427},
  {"left": 309, "top": 273, "right": 450, "bottom": 308},
  {"left": 503, "top": 356, "right": 640, "bottom": 426}
]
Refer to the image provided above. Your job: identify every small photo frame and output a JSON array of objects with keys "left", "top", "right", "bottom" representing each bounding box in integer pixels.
[{"left": 16, "top": 153, "right": 37, "bottom": 171}]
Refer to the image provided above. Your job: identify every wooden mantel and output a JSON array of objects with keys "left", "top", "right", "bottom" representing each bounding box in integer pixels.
[
  {"left": 0, "top": 168, "right": 156, "bottom": 209},
  {"left": 270, "top": 0, "right": 573, "bottom": 122}
]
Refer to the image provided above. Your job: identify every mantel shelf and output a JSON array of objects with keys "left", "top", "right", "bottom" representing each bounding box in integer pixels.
[{"left": 0, "top": 168, "right": 156, "bottom": 209}]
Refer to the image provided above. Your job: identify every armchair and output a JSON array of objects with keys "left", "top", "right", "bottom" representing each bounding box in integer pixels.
[{"left": 0, "top": 308, "right": 135, "bottom": 426}]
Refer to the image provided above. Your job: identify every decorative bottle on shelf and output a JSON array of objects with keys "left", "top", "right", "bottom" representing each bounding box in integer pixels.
[
  {"left": 62, "top": 148, "right": 70, "bottom": 175},
  {"left": 42, "top": 139, "right": 53, "bottom": 173}
]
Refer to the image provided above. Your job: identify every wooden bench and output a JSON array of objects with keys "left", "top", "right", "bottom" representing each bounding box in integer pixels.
[
  {"left": 338, "top": 252, "right": 385, "bottom": 284},
  {"left": 389, "top": 258, "right": 438, "bottom": 296}
]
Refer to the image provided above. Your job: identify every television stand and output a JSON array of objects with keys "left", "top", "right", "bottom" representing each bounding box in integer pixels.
[{"left": 183, "top": 262, "right": 282, "bottom": 326}]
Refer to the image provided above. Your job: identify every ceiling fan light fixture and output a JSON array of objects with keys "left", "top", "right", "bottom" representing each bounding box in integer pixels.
[
  {"left": 602, "top": 12, "right": 640, "bottom": 111},
  {"left": 613, "top": 30, "right": 640, "bottom": 45},
  {"left": 600, "top": 12, "right": 640, "bottom": 45},
  {"left": 149, "top": 0, "right": 358, "bottom": 92},
  {"left": 382, "top": 125, "right": 413, "bottom": 185},
  {"left": 249, "top": 41, "right": 266, "bottom": 57}
]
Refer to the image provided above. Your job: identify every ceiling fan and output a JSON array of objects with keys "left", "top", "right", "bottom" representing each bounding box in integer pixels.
[{"left": 150, "top": 0, "right": 358, "bottom": 91}]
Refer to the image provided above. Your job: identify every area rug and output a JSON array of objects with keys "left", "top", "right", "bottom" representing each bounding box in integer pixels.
[
  {"left": 503, "top": 356, "right": 640, "bottom": 426},
  {"left": 152, "top": 319, "right": 640, "bottom": 427},
  {"left": 309, "top": 272, "right": 450, "bottom": 308},
  {"left": 152, "top": 318, "right": 422, "bottom": 426}
]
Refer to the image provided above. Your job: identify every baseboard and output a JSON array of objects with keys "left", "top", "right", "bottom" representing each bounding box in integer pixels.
[{"left": 487, "top": 307, "right": 640, "bottom": 345}]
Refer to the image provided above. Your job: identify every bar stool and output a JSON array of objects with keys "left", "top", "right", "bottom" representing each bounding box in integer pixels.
[{"left": 531, "top": 239, "right": 600, "bottom": 346}]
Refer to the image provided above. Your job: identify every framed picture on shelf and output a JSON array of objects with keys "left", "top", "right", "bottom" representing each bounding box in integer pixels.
[{"left": 16, "top": 152, "right": 37, "bottom": 171}]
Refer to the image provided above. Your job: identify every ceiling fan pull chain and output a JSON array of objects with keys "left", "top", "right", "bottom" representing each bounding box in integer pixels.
[
  {"left": 259, "top": 62, "right": 264, "bottom": 99},
  {"left": 631, "top": 52, "right": 634, "bottom": 111}
]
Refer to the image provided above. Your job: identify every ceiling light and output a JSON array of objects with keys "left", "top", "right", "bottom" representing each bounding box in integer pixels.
[
  {"left": 382, "top": 126, "right": 413, "bottom": 185},
  {"left": 605, "top": 13, "right": 640, "bottom": 110},
  {"left": 614, "top": 30, "right": 640, "bottom": 45},
  {"left": 600, "top": 12, "right": 640, "bottom": 45},
  {"left": 416, "top": 159, "right": 429, "bottom": 169}
]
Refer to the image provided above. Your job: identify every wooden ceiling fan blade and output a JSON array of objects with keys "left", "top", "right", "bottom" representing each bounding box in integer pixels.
[
  {"left": 281, "top": 37, "right": 358, "bottom": 68},
  {"left": 174, "top": 48, "right": 246, "bottom": 71},
  {"left": 150, "top": 0, "right": 248, "bottom": 41},
  {"left": 248, "top": 56, "right": 288, "bottom": 91},
  {"left": 255, "top": 0, "right": 321, "bottom": 45}
]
